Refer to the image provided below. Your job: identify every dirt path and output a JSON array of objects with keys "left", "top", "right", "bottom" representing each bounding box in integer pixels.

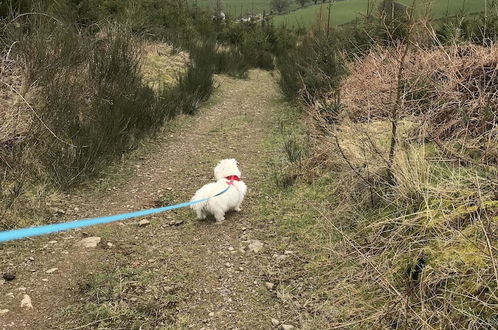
[{"left": 1, "top": 70, "right": 301, "bottom": 329}]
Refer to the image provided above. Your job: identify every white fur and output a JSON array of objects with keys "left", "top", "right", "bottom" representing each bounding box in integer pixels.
[{"left": 190, "top": 159, "right": 247, "bottom": 223}]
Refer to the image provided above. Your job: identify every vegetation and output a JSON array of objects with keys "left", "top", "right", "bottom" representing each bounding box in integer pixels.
[
  {"left": 271, "top": 0, "right": 291, "bottom": 14},
  {"left": 1, "top": 0, "right": 497, "bottom": 328},
  {"left": 0, "top": 0, "right": 290, "bottom": 229},
  {"left": 271, "top": 1, "right": 498, "bottom": 327}
]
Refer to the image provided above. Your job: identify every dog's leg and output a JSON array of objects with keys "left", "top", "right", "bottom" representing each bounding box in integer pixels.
[
  {"left": 212, "top": 207, "right": 225, "bottom": 223},
  {"left": 196, "top": 209, "right": 207, "bottom": 220},
  {"left": 234, "top": 200, "right": 243, "bottom": 212}
]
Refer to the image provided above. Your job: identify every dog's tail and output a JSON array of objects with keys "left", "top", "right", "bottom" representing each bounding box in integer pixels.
[{"left": 190, "top": 195, "right": 208, "bottom": 210}]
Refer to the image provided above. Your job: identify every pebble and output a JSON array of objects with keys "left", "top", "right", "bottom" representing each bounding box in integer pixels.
[
  {"left": 228, "top": 246, "right": 234, "bottom": 251},
  {"left": 20, "top": 294, "right": 33, "bottom": 308},
  {"left": 138, "top": 219, "right": 151, "bottom": 227},
  {"left": 107, "top": 242, "right": 114, "bottom": 247},
  {"left": 247, "top": 240, "right": 263, "bottom": 253},
  {"left": 170, "top": 219, "right": 184, "bottom": 226},
  {"left": 271, "top": 318, "right": 280, "bottom": 326},
  {"left": 3, "top": 272, "right": 15, "bottom": 281},
  {"left": 208, "top": 312, "right": 215, "bottom": 317},
  {"left": 46, "top": 268, "right": 58, "bottom": 274},
  {"left": 265, "top": 282, "right": 275, "bottom": 290},
  {"left": 41, "top": 279, "right": 48, "bottom": 282},
  {"left": 76, "top": 236, "right": 101, "bottom": 248},
  {"left": 280, "top": 325, "right": 294, "bottom": 330}
]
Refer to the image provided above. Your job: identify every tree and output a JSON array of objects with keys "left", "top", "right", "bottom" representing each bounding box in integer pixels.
[
  {"left": 271, "top": 0, "right": 290, "bottom": 14},
  {"left": 296, "top": 0, "right": 309, "bottom": 8}
]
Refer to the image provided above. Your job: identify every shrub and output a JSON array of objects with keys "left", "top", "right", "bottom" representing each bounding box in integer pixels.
[
  {"left": 11, "top": 20, "right": 174, "bottom": 187},
  {"left": 276, "top": 27, "right": 347, "bottom": 109},
  {"left": 436, "top": 3, "right": 498, "bottom": 46},
  {"left": 168, "top": 40, "right": 216, "bottom": 115},
  {"left": 271, "top": 0, "right": 290, "bottom": 14}
]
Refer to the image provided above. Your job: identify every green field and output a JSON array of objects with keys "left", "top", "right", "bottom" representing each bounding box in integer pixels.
[
  {"left": 192, "top": 0, "right": 304, "bottom": 17},
  {"left": 272, "top": 0, "right": 490, "bottom": 27}
]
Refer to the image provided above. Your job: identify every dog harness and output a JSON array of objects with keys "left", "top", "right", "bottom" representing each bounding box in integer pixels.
[{"left": 225, "top": 175, "right": 241, "bottom": 185}]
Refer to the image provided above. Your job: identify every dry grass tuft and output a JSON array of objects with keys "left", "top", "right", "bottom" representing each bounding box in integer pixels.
[{"left": 141, "top": 42, "right": 189, "bottom": 90}]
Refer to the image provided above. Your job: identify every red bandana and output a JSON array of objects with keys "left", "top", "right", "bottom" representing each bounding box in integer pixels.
[{"left": 225, "top": 175, "right": 241, "bottom": 184}]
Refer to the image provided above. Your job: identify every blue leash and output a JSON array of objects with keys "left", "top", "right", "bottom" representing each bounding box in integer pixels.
[{"left": 0, "top": 185, "right": 231, "bottom": 243}]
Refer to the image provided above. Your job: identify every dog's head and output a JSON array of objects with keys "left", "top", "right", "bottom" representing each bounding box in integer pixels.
[{"left": 214, "top": 159, "right": 241, "bottom": 180}]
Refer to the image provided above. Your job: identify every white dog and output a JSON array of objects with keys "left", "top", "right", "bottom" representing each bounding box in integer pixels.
[{"left": 190, "top": 159, "right": 247, "bottom": 223}]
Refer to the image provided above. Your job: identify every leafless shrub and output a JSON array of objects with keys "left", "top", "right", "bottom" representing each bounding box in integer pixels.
[{"left": 339, "top": 43, "right": 498, "bottom": 163}]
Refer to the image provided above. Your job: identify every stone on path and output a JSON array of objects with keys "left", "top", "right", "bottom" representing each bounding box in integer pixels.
[
  {"left": 280, "top": 325, "right": 294, "bottom": 330},
  {"left": 75, "top": 237, "right": 101, "bottom": 248},
  {"left": 20, "top": 294, "right": 32, "bottom": 308},
  {"left": 3, "top": 272, "right": 15, "bottom": 281},
  {"left": 138, "top": 219, "right": 150, "bottom": 227},
  {"left": 45, "top": 268, "right": 58, "bottom": 274},
  {"left": 247, "top": 240, "right": 263, "bottom": 253}
]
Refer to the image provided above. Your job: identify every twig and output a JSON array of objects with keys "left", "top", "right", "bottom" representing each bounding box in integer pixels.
[
  {"left": 475, "top": 173, "right": 498, "bottom": 289},
  {"left": 5, "top": 12, "right": 63, "bottom": 27}
]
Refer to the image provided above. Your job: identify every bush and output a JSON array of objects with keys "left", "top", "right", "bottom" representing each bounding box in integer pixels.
[
  {"left": 168, "top": 40, "right": 216, "bottom": 115},
  {"left": 276, "top": 28, "right": 347, "bottom": 108},
  {"left": 218, "top": 22, "right": 288, "bottom": 71},
  {"left": 12, "top": 20, "right": 173, "bottom": 187},
  {"left": 436, "top": 4, "right": 498, "bottom": 46}
]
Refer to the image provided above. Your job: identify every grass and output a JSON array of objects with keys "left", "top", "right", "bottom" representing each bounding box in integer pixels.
[
  {"left": 273, "top": 0, "right": 490, "bottom": 27},
  {"left": 58, "top": 256, "right": 190, "bottom": 329},
  {"left": 261, "top": 100, "right": 498, "bottom": 327},
  {"left": 268, "top": 21, "right": 498, "bottom": 326}
]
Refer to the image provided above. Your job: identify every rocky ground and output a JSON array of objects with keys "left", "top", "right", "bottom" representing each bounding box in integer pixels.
[{"left": 0, "top": 70, "right": 306, "bottom": 330}]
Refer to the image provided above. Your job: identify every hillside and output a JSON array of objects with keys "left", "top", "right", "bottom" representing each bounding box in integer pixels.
[
  {"left": 1, "top": 0, "right": 497, "bottom": 328},
  {"left": 273, "top": 0, "right": 489, "bottom": 26}
]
